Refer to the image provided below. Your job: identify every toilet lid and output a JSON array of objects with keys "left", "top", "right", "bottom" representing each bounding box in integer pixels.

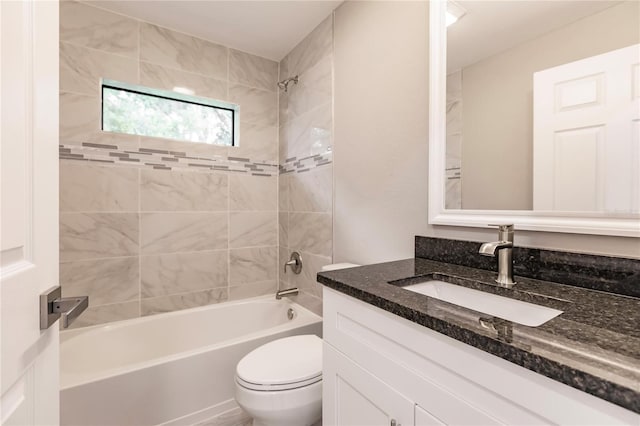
[{"left": 236, "top": 335, "right": 322, "bottom": 391}]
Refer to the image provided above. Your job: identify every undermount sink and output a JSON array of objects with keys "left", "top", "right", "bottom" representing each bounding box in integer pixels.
[{"left": 403, "top": 280, "right": 562, "bottom": 327}]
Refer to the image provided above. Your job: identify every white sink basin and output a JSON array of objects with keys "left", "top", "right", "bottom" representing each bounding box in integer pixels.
[{"left": 403, "top": 280, "right": 562, "bottom": 327}]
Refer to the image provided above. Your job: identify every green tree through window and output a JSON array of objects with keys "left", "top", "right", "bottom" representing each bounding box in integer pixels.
[{"left": 102, "top": 85, "right": 234, "bottom": 146}]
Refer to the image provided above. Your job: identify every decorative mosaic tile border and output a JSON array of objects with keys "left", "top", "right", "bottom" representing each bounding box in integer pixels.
[
  {"left": 59, "top": 143, "right": 333, "bottom": 176},
  {"left": 279, "top": 152, "right": 332, "bottom": 174},
  {"left": 446, "top": 167, "right": 461, "bottom": 180},
  {"left": 59, "top": 143, "right": 278, "bottom": 176}
]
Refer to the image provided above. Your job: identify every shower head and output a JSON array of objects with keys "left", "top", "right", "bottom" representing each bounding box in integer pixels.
[{"left": 277, "top": 75, "right": 299, "bottom": 93}]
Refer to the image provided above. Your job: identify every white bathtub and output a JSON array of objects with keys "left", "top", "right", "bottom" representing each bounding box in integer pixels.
[{"left": 60, "top": 295, "right": 322, "bottom": 426}]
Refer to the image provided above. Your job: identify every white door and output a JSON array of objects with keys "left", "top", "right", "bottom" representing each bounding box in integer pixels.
[
  {"left": 323, "top": 344, "right": 414, "bottom": 426},
  {"left": 533, "top": 43, "right": 640, "bottom": 213},
  {"left": 1, "top": 0, "right": 60, "bottom": 424}
]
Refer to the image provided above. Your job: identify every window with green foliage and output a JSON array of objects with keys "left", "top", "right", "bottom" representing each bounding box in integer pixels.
[{"left": 101, "top": 80, "right": 237, "bottom": 146}]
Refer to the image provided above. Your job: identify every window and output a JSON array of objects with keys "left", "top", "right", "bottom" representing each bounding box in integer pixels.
[{"left": 101, "top": 79, "right": 238, "bottom": 146}]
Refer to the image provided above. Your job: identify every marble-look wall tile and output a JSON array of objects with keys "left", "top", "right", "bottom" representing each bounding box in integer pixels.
[
  {"left": 278, "top": 14, "right": 333, "bottom": 310},
  {"left": 60, "top": 92, "right": 100, "bottom": 144},
  {"left": 86, "top": 131, "right": 140, "bottom": 151},
  {"left": 278, "top": 83, "right": 290, "bottom": 127},
  {"left": 445, "top": 178, "right": 462, "bottom": 210},
  {"left": 278, "top": 131, "right": 288, "bottom": 166},
  {"left": 139, "top": 135, "right": 229, "bottom": 159},
  {"left": 60, "top": 162, "right": 139, "bottom": 212},
  {"left": 229, "top": 212, "right": 277, "bottom": 248},
  {"left": 446, "top": 100, "right": 462, "bottom": 136},
  {"left": 290, "top": 252, "right": 330, "bottom": 298},
  {"left": 60, "top": 213, "right": 139, "bottom": 262},
  {"left": 141, "top": 250, "right": 228, "bottom": 298},
  {"left": 60, "top": 42, "right": 138, "bottom": 96},
  {"left": 289, "top": 166, "right": 332, "bottom": 212},
  {"left": 229, "top": 175, "right": 277, "bottom": 211},
  {"left": 229, "top": 50, "right": 278, "bottom": 92},
  {"left": 140, "top": 212, "right": 228, "bottom": 254},
  {"left": 290, "top": 292, "right": 323, "bottom": 317},
  {"left": 229, "top": 84, "right": 277, "bottom": 127},
  {"left": 140, "top": 169, "right": 228, "bottom": 212},
  {"left": 283, "top": 16, "right": 332, "bottom": 78},
  {"left": 229, "top": 280, "right": 277, "bottom": 301},
  {"left": 140, "top": 23, "right": 227, "bottom": 79},
  {"left": 280, "top": 56, "right": 331, "bottom": 125},
  {"left": 68, "top": 301, "right": 139, "bottom": 329},
  {"left": 289, "top": 213, "right": 332, "bottom": 257},
  {"left": 279, "top": 103, "right": 332, "bottom": 161},
  {"left": 446, "top": 133, "right": 462, "bottom": 170},
  {"left": 232, "top": 122, "right": 277, "bottom": 163},
  {"left": 140, "top": 62, "right": 227, "bottom": 101},
  {"left": 60, "top": 1, "right": 139, "bottom": 58},
  {"left": 278, "top": 175, "right": 290, "bottom": 212},
  {"left": 279, "top": 212, "right": 289, "bottom": 248},
  {"left": 229, "top": 246, "right": 277, "bottom": 285},
  {"left": 59, "top": 0, "right": 314, "bottom": 328},
  {"left": 61, "top": 257, "right": 139, "bottom": 305},
  {"left": 141, "top": 288, "right": 228, "bottom": 316}
]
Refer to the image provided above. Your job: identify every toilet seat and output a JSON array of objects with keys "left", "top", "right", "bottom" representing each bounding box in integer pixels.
[{"left": 236, "top": 335, "right": 322, "bottom": 392}]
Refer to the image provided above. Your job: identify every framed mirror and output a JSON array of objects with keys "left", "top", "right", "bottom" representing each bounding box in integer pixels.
[{"left": 428, "top": 0, "right": 640, "bottom": 237}]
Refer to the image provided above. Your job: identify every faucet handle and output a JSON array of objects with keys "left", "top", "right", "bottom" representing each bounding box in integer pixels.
[
  {"left": 488, "top": 224, "right": 514, "bottom": 231},
  {"left": 489, "top": 224, "right": 514, "bottom": 242},
  {"left": 284, "top": 252, "right": 303, "bottom": 274}
]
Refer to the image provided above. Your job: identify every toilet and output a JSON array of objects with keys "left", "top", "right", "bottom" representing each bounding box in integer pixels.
[
  {"left": 235, "top": 335, "right": 323, "bottom": 426},
  {"left": 234, "top": 263, "right": 359, "bottom": 426}
]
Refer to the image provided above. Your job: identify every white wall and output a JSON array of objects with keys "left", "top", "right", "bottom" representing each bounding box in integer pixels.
[
  {"left": 334, "top": 1, "right": 430, "bottom": 265},
  {"left": 333, "top": 0, "right": 639, "bottom": 262}
]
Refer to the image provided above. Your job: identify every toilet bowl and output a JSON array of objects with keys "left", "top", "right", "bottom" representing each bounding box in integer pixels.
[
  {"left": 235, "top": 263, "right": 360, "bottom": 426},
  {"left": 235, "top": 334, "right": 323, "bottom": 426}
]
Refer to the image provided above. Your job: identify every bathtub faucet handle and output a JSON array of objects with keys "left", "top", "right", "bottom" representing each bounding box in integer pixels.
[{"left": 284, "top": 252, "right": 302, "bottom": 274}]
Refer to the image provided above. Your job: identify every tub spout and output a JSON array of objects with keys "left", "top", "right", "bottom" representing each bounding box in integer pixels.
[{"left": 276, "top": 287, "right": 299, "bottom": 300}]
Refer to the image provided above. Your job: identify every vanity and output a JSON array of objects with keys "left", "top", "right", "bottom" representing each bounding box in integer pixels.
[
  {"left": 316, "top": 2, "right": 640, "bottom": 423},
  {"left": 318, "top": 237, "right": 640, "bottom": 425}
]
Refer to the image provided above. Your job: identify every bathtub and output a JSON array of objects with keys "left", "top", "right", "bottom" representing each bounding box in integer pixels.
[{"left": 60, "top": 295, "right": 322, "bottom": 426}]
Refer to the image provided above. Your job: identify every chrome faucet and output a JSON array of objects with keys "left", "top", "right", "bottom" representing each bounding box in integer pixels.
[{"left": 479, "top": 224, "right": 516, "bottom": 287}]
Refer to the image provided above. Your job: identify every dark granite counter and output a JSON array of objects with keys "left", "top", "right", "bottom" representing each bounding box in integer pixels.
[{"left": 317, "top": 257, "right": 640, "bottom": 413}]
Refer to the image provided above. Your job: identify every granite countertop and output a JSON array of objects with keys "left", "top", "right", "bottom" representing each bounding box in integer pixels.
[{"left": 317, "top": 258, "right": 640, "bottom": 413}]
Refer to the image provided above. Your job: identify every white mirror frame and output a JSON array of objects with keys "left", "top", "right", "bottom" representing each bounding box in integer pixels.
[{"left": 427, "top": 0, "right": 640, "bottom": 237}]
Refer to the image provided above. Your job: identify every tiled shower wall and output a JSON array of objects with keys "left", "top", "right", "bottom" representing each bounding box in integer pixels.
[
  {"left": 59, "top": 1, "right": 280, "bottom": 327},
  {"left": 446, "top": 70, "right": 462, "bottom": 209},
  {"left": 278, "top": 17, "right": 334, "bottom": 315}
]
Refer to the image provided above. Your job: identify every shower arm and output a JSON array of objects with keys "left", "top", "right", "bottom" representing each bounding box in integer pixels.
[{"left": 277, "top": 75, "right": 299, "bottom": 93}]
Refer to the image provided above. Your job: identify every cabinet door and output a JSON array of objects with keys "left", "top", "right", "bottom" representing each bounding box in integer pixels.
[
  {"left": 323, "top": 343, "right": 414, "bottom": 426},
  {"left": 415, "top": 405, "right": 445, "bottom": 426}
]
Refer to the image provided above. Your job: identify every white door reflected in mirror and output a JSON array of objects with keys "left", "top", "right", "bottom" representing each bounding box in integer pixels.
[
  {"left": 443, "top": 0, "right": 639, "bottom": 212},
  {"left": 533, "top": 44, "right": 640, "bottom": 214},
  {"left": 428, "top": 0, "right": 640, "bottom": 237}
]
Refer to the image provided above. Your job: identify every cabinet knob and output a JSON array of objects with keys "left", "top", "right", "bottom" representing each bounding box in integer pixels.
[{"left": 391, "top": 420, "right": 400, "bottom": 426}]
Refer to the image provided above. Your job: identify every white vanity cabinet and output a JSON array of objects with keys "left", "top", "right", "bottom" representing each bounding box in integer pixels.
[
  {"left": 324, "top": 344, "right": 414, "bottom": 426},
  {"left": 322, "top": 287, "right": 639, "bottom": 426}
]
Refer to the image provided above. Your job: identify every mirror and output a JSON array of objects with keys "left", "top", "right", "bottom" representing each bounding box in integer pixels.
[{"left": 428, "top": 0, "right": 640, "bottom": 237}]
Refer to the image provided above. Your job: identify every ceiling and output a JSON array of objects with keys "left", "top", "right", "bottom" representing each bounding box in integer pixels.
[
  {"left": 447, "top": 1, "right": 622, "bottom": 71},
  {"left": 83, "top": 1, "right": 622, "bottom": 68},
  {"left": 85, "top": 0, "right": 343, "bottom": 61}
]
